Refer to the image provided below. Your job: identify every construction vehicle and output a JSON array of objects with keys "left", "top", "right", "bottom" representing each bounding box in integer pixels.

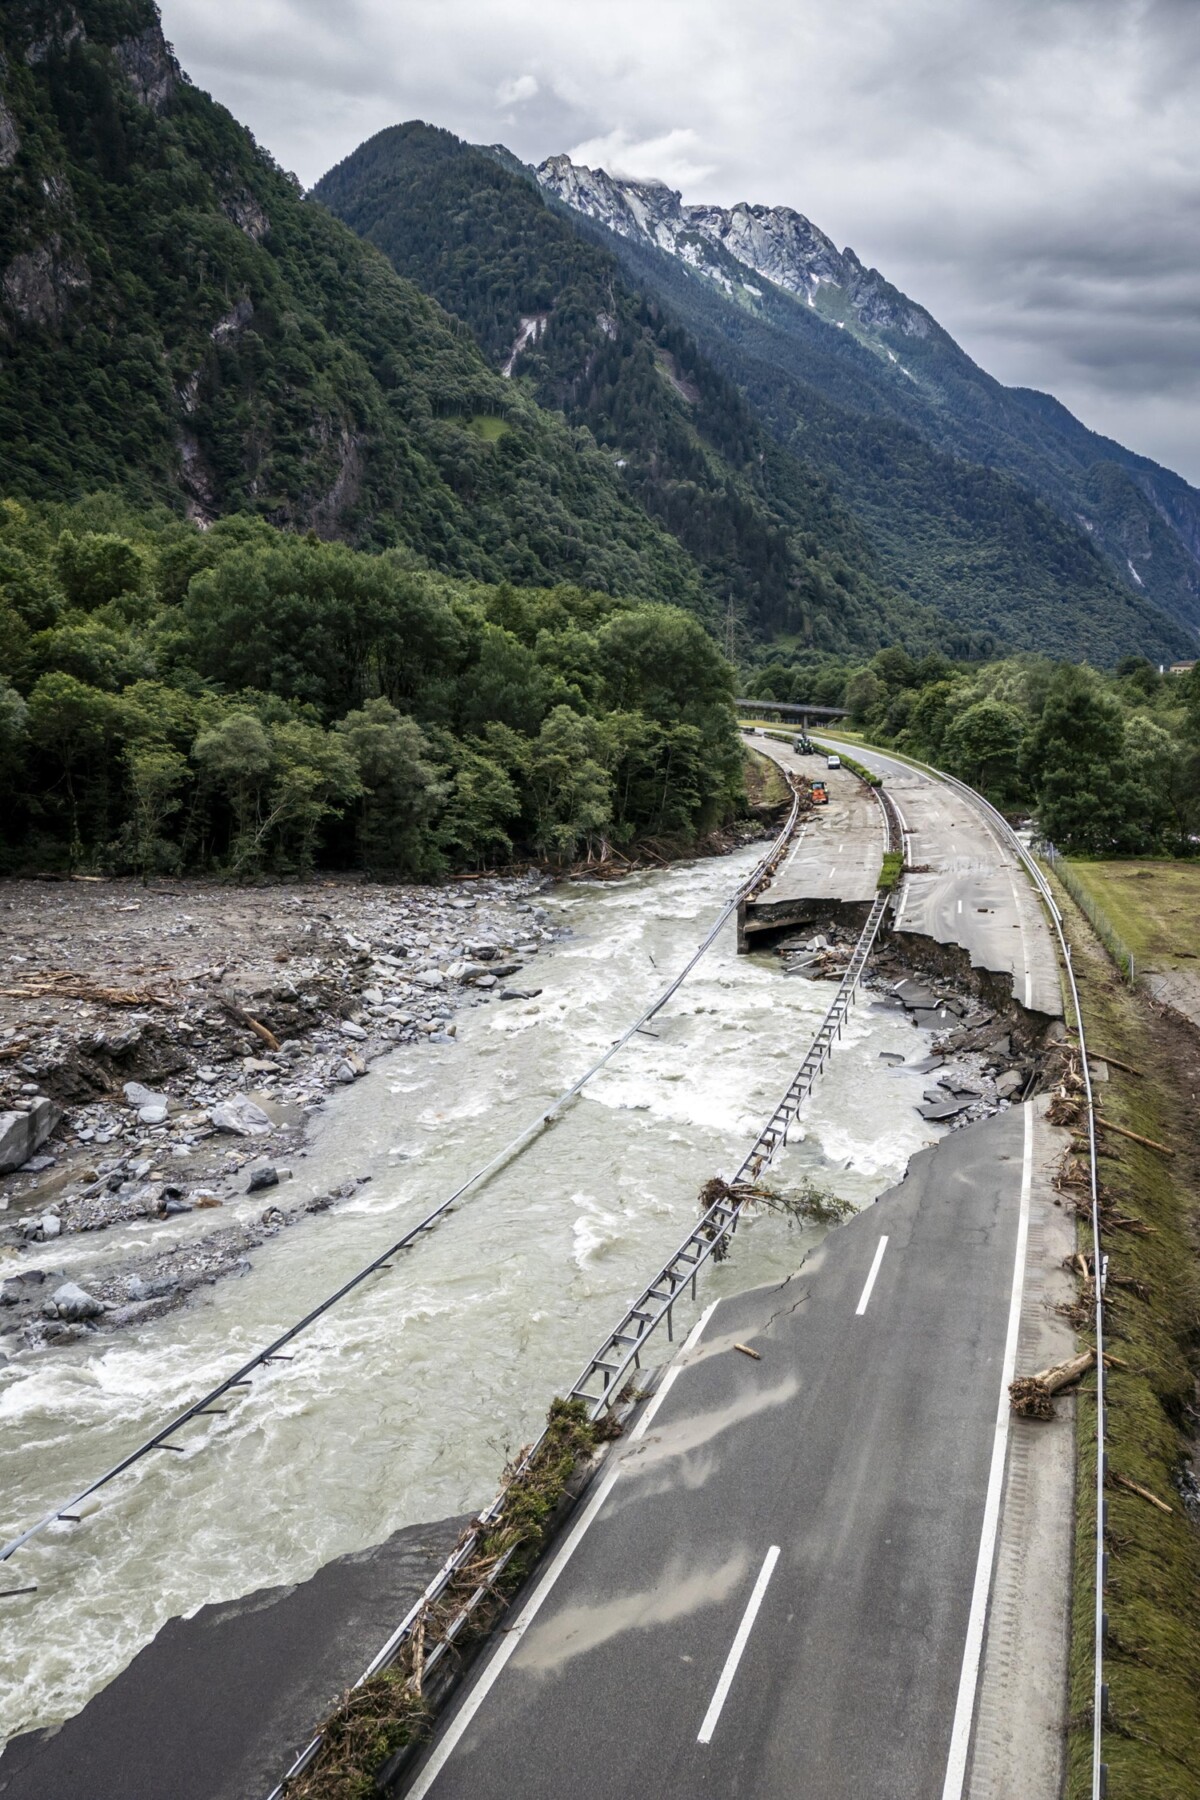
[
  {"left": 811, "top": 780, "right": 828, "bottom": 806},
  {"left": 792, "top": 734, "right": 815, "bottom": 754}
]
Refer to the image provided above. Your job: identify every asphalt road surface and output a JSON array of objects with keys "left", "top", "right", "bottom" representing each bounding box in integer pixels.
[
  {"left": 402, "top": 1104, "right": 1034, "bottom": 1800},
  {"left": 741, "top": 734, "right": 884, "bottom": 940},
  {"left": 821, "top": 742, "right": 1061, "bottom": 1017}
]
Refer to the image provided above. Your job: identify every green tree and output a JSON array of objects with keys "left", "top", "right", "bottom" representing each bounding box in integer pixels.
[
  {"left": 52, "top": 532, "right": 146, "bottom": 612},
  {"left": 526, "top": 706, "right": 612, "bottom": 859},
  {"left": 1025, "top": 669, "right": 1141, "bottom": 853},
  {"left": 26, "top": 672, "right": 123, "bottom": 863},
  {"left": 942, "top": 699, "right": 1025, "bottom": 798},
  {"left": 121, "top": 744, "right": 189, "bottom": 879},
  {"left": 845, "top": 668, "right": 886, "bottom": 726},
  {"left": 336, "top": 698, "right": 447, "bottom": 873}
]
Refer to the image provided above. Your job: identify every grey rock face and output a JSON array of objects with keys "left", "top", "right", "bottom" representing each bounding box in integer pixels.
[
  {"left": 0, "top": 1096, "right": 63, "bottom": 1173},
  {"left": 536, "top": 156, "right": 933, "bottom": 349},
  {"left": 210, "top": 1095, "right": 273, "bottom": 1136},
  {"left": 113, "top": 25, "right": 181, "bottom": 112},
  {"left": 0, "top": 98, "right": 20, "bottom": 168},
  {"left": 247, "top": 1164, "right": 279, "bottom": 1193},
  {"left": 2, "top": 236, "right": 91, "bottom": 329}
]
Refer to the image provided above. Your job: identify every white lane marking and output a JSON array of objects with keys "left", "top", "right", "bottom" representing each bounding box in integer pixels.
[
  {"left": 628, "top": 1300, "right": 719, "bottom": 1443},
  {"left": 854, "top": 1236, "right": 889, "bottom": 1315},
  {"left": 940, "top": 1104, "right": 1033, "bottom": 1800},
  {"left": 957, "top": 898, "right": 963, "bottom": 914},
  {"left": 405, "top": 1299, "right": 719, "bottom": 1798},
  {"left": 697, "top": 1544, "right": 781, "bottom": 1744}
]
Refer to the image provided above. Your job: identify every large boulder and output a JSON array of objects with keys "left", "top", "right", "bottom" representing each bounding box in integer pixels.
[
  {"left": 0, "top": 1097, "right": 63, "bottom": 1174},
  {"left": 209, "top": 1094, "right": 272, "bottom": 1137},
  {"left": 50, "top": 1281, "right": 105, "bottom": 1322}
]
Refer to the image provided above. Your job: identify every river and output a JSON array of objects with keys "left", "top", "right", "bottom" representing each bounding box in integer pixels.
[{"left": 0, "top": 845, "right": 942, "bottom": 1740}]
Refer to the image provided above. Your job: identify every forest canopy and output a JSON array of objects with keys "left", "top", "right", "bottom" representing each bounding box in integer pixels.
[{"left": 0, "top": 496, "right": 745, "bottom": 878}]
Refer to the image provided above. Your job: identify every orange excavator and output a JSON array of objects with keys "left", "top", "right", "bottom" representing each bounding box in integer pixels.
[{"left": 810, "top": 779, "right": 828, "bottom": 806}]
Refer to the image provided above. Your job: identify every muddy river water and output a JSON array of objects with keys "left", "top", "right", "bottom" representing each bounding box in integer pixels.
[{"left": 0, "top": 846, "right": 943, "bottom": 1740}]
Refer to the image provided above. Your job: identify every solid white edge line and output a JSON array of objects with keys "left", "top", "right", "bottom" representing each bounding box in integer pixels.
[
  {"left": 854, "top": 1235, "right": 889, "bottom": 1315},
  {"left": 697, "top": 1544, "right": 781, "bottom": 1744},
  {"left": 404, "top": 1298, "right": 720, "bottom": 1799},
  {"left": 939, "top": 1102, "right": 1033, "bottom": 1800}
]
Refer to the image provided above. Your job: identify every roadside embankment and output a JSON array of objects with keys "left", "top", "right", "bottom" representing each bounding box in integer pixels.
[{"left": 1046, "top": 871, "right": 1200, "bottom": 1800}]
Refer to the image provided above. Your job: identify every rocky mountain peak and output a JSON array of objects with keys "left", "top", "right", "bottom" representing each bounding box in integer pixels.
[{"left": 536, "top": 154, "right": 932, "bottom": 341}]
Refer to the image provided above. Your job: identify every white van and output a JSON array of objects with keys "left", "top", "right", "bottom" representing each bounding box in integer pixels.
[{"left": 826, "top": 753, "right": 841, "bottom": 769}]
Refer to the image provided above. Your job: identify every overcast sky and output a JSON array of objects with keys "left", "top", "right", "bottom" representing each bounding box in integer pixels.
[{"left": 163, "top": 0, "right": 1200, "bottom": 484}]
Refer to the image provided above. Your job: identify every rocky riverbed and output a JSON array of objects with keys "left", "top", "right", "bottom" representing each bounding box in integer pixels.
[{"left": 0, "top": 873, "right": 560, "bottom": 1350}]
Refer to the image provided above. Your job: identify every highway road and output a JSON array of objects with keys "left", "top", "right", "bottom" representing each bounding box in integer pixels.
[
  {"left": 822, "top": 741, "right": 1061, "bottom": 1017},
  {"left": 741, "top": 733, "right": 884, "bottom": 943},
  {"left": 401, "top": 1104, "right": 1037, "bottom": 1800}
]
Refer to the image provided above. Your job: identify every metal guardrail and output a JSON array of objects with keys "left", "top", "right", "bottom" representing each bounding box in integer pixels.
[
  {"left": 267, "top": 758, "right": 899, "bottom": 1797},
  {"left": 2, "top": 785, "right": 806, "bottom": 1575},
  {"left": 817, "top": 737, "right": 1109, "bottom": 1800}
]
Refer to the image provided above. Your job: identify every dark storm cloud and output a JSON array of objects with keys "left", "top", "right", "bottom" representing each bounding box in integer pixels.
[{"left": 162, "top": 0, "right": 1200, "bottom": 480}]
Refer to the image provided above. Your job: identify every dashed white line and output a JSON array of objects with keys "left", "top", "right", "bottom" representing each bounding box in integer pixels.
[
  {"left": 697, "top": 1544, "right": 781, "bottom": 1744},
  {"left": 854, "top": 1236, "right": 889, "bottom": 1315}
]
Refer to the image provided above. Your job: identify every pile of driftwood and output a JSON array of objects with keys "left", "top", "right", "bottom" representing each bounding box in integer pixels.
[{"left": 0, "top": 968, "right": 173, "bottom": 1008}]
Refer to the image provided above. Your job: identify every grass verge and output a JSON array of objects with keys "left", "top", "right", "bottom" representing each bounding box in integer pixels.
[
  {"left": 742, "top": 742, "right": 792, "bottom": 810},
  {"left": 1067, "top": 861, "right": 1200, "bottom": 970},
  {"left": 877, "top": 849, "right": 904, "bottom": 892},
  {"left": 284, "top": 1398, "right": 601, "bottom": 1800},
  {"left": 1047, "top": 870, "right": 1200, "bottom": 1800}
]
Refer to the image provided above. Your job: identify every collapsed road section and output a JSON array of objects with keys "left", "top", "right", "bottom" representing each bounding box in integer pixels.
[{"left": 738, "top": 737, "right": 885, "bottom": 947}]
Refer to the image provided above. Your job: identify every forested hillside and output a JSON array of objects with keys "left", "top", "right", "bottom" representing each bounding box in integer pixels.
[
  {"left": 313, "top": 123, "right": 1190, "bottom": 666},
  {"left": 314, "top": 122, "right": 923, "bottom": 653},
  {"left": 0, "top": 1, "right": 707, "bottom": 609},
  {"left": 551, "top": 204, "right": 1193, "bottom": 666},
  {"left": 0, "top": 496, "right": 744, "bottom": 874},
  {"left": 537, "top": 158, "right": 1200, "bottom": 645}
]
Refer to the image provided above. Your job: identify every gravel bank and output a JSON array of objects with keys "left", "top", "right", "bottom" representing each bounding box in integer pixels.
[{"left": 0, "top": 872, "right": 559, "bottom": 1350}]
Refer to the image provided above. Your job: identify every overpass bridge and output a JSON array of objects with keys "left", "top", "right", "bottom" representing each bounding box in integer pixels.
[{"left": 736, "top": 697, "right": 850, "bottom": 725}]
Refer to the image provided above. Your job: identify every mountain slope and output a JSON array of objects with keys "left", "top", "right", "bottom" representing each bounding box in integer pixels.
[
  {"left": 537, "top": 158, "right": 1200, "bottom": 644},
  {"left": 313, "top": 122, "right": 1188, "bottom": 664},
  {"left": 313, "top": 121, "right": 923, "bottom": 653},
  {"left": 0, "top": 3, "right": 705, "bottom": 610}
]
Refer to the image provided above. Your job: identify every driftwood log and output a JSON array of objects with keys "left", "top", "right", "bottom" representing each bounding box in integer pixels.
[
  {"left": 1009, "top": 1348, "right": 1097, "bottom": 1419},
  {"left": 1095, "top": 1115, "right": 1174, "bottom": 1157},
  {"left": 219, "top": 996, "right": 281, "bottom": 1052}
]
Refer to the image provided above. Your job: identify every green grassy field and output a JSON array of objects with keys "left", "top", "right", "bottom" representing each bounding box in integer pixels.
[{"left": 1066, "top": 863, "right": 1200, "bottom": 969}]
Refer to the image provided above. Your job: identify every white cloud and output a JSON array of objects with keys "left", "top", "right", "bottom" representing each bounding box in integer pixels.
[
  {"left": 160, "top": 0, "right": 1200, "bottom": 481},
  {"left": 566, "top": 125, "right": 716, "bottom": 190},
  {"left": 496, "top": 72, "right": 539, "bottom": 106}
]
